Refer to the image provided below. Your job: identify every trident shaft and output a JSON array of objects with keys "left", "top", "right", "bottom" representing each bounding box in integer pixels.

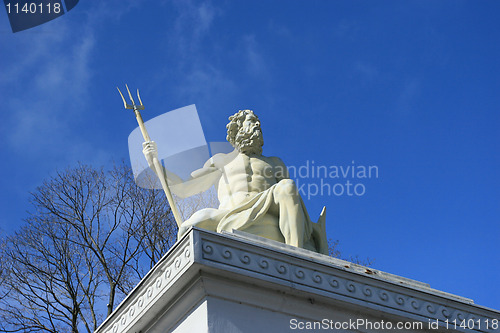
[{"left": 117, "top": 85, "right": 183, "bottom": 228}]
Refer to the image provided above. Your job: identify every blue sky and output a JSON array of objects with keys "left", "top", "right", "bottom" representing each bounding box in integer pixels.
[{"left": 1, "top": 1, "right": 499, "bottom": 311}]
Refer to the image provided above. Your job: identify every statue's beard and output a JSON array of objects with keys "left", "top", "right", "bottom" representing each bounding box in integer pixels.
[{"left": 234, "top": 127, "right": 263, "bottom": 155}]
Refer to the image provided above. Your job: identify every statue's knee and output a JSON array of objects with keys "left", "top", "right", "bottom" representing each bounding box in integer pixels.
[{"left": 276, "top": 179, "right": 298, "bottom": 198}]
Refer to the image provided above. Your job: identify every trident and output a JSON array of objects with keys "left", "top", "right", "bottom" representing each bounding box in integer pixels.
[{"left": 117, "top": 85, "right": 183, "bottom": 228}]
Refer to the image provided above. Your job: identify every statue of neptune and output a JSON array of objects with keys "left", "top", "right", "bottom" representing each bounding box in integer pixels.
[{"left": 143, "top": 110, "right": 328, "bottom": 254}]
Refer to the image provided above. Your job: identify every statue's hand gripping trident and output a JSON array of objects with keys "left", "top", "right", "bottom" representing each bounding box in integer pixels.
[{"left": 117, "top": 85, "right": 183, "bottom": 228}]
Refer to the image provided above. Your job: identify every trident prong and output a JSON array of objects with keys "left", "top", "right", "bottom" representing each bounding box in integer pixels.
[
  {"left": 117, "top": 84, "right": 145, "bottom": 111},
  {"left": 137, "top": 89, "right": 143, "bottom": 107},
  {"left": 126, "top": 84, "right": 135, "bottom": 105},
  {"left": 117, "top": 87, "right": 128, "bottom": 109}
]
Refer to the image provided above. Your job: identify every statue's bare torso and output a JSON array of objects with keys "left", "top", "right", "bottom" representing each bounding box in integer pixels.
[{"left": 212, "top": 152, "right": 288, "bottom": 210}]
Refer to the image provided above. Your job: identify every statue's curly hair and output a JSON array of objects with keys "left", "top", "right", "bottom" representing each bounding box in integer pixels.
[{"left": 226, "top": 109, "right": 259, "bottom": 146}]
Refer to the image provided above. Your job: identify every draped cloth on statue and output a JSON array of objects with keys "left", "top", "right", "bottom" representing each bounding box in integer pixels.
[{"left": 178, "top": 180, "right": 319, "bottom": 252}]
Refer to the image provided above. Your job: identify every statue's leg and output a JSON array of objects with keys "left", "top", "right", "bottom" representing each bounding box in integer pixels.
[
  {"left": 177, "top": 208, "right": 226, "bottom": 238},
  {"left": 272, "top": 179, "right": 309, "bottom": 248}
]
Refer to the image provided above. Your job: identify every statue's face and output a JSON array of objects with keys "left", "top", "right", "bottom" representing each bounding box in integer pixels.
[
  {"left": 235, "top": 113, "right": 263, "bottom": 155},
  {"left": 241, "top": 113, "right": 261, "bottom": 135}
]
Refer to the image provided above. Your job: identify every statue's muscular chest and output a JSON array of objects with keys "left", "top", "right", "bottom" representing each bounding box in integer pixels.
[{"left": 223, "top": 154, "right": 276, "bottom": 186}]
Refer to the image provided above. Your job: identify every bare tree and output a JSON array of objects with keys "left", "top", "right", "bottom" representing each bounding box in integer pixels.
[
  {"left": 0, "top": 218, "right": 89, "bottom": 332},
  {"left": 0, "top": 236, "right": 10, "bottom": 303},
  {"left": 0, "top": 163, "right": 177, "bottom": 332}
]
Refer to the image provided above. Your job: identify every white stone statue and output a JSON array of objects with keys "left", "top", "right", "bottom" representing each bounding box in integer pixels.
[{"left": 143, "top": 110, "right": 328, "bottom": 254}]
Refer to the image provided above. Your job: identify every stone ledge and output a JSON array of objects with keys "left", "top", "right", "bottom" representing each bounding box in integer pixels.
[
  {"left": 95, "top": 232, "right": 195, "bottom": 333},
  {"left": 198, "top": 229, "right": 498, "bottom": 333},
  {"left": 95, "top": 228, "right": 500, "bottom": 333},
  {"left": 222, "top": 229, "right": 472, "bottom": 303}
]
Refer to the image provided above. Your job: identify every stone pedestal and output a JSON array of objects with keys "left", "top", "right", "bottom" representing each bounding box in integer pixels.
[{"left": 95, "top": 228, "right": 499, "bottom": 333}]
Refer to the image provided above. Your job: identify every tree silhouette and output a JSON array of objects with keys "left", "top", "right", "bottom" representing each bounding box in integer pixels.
[{"left": 0, "top": 163, "right": 177, "bottom": 332}]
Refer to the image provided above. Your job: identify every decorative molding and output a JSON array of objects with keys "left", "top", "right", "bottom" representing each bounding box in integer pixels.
[
  {"left": 98, "top": 241, "right": 193, "bottom": 333},
  {"left": 97, "top": 229, "right": 499, "bottom": 333},
  {"left": 200, "top": 237, "right": 499, "bottom": 333}
]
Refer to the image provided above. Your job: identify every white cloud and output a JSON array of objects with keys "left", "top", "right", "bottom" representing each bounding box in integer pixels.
[
  {"left": 161, "top": 1, "right": 271, "bottom": 107},
  {"left": 177, "top": 64, "right": 237, "bottom": 105},
  {"left": 161, "top": 0, "right": 238, "bottom": 107},
  {"left": 170, "top": 0, "right": 219, "bottom": 58},
  {"left": 243, "top": 34, "right": 268, "bottom": 78},
  {"left": 1, "top": 22, "right": 94, "bottom": 153},
  {"left": 0, "top": 0, "right": 136, "bottom": 164}
]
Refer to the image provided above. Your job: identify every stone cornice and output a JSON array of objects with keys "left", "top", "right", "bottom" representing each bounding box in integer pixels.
[
  {"left": 198, "top": 230, "right": 499, "bottom": 332},
  {"left": 96, "top": 228, "right": 500, "bottom": 333},
  {"left": 96, "top": 232, "right": 194, "bottom": 333}
]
